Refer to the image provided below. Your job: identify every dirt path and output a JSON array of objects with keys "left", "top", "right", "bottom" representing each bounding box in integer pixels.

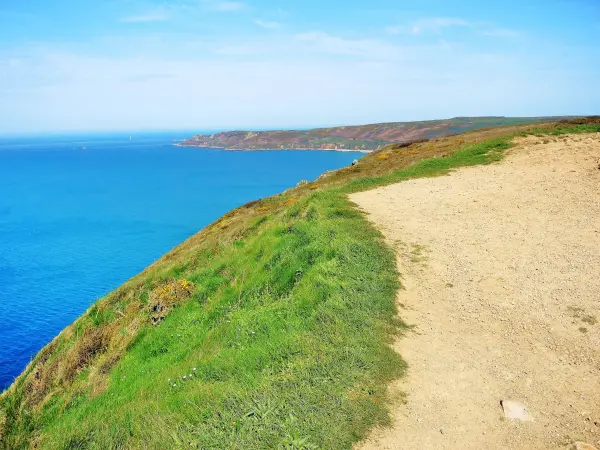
[{"left": 350, "top": 134, "right": 600, "bottom": 450}]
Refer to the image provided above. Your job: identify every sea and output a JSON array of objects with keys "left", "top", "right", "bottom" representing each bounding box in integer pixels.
[{"left": 0, "top": 131, "right": 364, "bottom": 390}]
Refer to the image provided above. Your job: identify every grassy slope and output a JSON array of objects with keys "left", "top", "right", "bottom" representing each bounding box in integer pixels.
[{"left": 1, "top": 119, "right": 598, "bottom": 449}]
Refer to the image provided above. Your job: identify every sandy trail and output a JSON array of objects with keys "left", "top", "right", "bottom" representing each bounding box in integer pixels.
[{"left": 350, "top": 134, "right": 600, "bottom": 450}]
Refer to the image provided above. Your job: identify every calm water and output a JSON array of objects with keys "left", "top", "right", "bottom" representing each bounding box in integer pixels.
[{"left": 0, "top": 132, "right": 363, "bottom": 390}]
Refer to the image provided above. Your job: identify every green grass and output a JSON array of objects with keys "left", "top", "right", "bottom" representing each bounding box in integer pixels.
[
  {"left": 343, "top": 137, "right": 512, "bottom": 193},
  {"left": 524, "top": 123, "right": 600, "bottom": 136},
  {"left": 1, "top": 119, "right": 599, "bottom": 449},
  {"left": 1, "top": 192, "right": 406, "bottom": 449}
]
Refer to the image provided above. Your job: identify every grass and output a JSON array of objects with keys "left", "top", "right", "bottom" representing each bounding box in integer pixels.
[
  {"left": 581, "top": 315, "right": 597, "bottom": 326},
  {"left": 526, "top": 122, "right": 600, "bottom": 136},
  {"left": 409, "top": 244, "right": 429, "bottom": 265},
  {"left": 342, "top": 137, "right": 512, "bottom": 194},
  {"left": 568, "top": 306, "right": 598, "bottom": 326},
  {"left": 1, "top": 118, "right": 599, "bottom": 449},
  {"left": 1, "top": 191, "right": 406, "bottom": 449}
]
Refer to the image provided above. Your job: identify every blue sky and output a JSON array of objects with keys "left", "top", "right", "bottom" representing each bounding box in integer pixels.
[{"left": 0, "top": 0, "right": 598, "bottom": 133}]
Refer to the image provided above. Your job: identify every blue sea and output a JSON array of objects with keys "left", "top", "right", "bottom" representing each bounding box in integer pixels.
[{"left": 0, "top": 132, "right": 363, "bottom": 390}]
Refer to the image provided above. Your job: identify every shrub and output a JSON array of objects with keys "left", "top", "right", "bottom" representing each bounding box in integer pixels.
[{"left": 147, "top": 279, "right": 194, "bottom": 325}]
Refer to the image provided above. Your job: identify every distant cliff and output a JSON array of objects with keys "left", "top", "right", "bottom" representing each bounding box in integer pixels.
[{"left": 179, "top": 116, "right": 571, "bottom": 151}]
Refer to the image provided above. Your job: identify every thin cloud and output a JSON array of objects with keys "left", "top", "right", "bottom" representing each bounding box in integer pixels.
[
  {"left": 2, "top": 36, "right": 596, "bottom": 134},
  {"left": 120, "top": 12, "right": 169, "bottom": 23},
  {"left": 125, "top": 73, "right": 175, "bottom": 83},
  {"left": 387, "top": 17, "right": 471, "bottom": 35},
  {"left": 254, "top": 19, "right": 281, "bottom": 29},
  {"left": 385, "top": 25, "right": 417, "bottom": 35},
  {"left": 295, "top": 31, "right": 398, "bottom": 59},
  {"left": 212, "top": 43, "right": 271, "bottom": 55}
]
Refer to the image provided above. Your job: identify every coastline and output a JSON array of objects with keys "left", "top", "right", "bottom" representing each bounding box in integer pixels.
[
  {"left": 173, "top": 143, "right": 372, "bottom": 153},
  {"left": 4, "top": 119, "right": 598, "bottom": 448}
]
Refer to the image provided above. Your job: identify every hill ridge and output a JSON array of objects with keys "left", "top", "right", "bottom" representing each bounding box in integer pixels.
[{"left": 180, "top": 116, "right": 572, "bottom": 151}]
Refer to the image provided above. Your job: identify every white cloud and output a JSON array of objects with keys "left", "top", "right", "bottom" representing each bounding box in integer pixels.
[
  {"left": 387, "top": 17, "right": 521, "bottom": 41},
  {"left": 0, "top": 29, "right": 596, "bottom": 133},
  {"left": 125, "top": 73, "right": 176, "bottom": 83},
  {"left": 387, "top": 17, "right": 471, "bottom": 35},
  {"left": 212, "top": 42, "right": 272, "bottom": 55},
  {"left": 295, "top": 31, "right": 399, "bottom": 59},
  {"left": 120, "top": 12, "right": 169, "bottom": 23},
  {"left": 7, "top": 58, "right": 24, "bottom": 68},
  {"left": 385, "top": 25, "right": 418, "bottom": 35},
  {"left": 254, "top": 19, "right": 281, "bottom": 29}
]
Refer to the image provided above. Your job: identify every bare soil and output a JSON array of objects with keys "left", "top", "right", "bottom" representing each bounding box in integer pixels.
[{"left": 351, "top": 134, "right": 600, "bottom": 449}]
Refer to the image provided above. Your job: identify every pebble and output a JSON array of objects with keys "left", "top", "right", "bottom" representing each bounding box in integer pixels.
[{"left": 501, "top": 400, "right": 533, "bottom": 421}]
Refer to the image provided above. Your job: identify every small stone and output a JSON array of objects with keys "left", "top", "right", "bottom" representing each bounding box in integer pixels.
[
  {"left": 439, "top": 427, "right": 444, "bottom": 434},
  {"left": 501, "top": 400, "right": 533, "bottom": 421}
]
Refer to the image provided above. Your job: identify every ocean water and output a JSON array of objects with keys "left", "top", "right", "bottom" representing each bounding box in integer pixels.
[{"left": 0, "top": 132, "right": 363, "bottom": 390}]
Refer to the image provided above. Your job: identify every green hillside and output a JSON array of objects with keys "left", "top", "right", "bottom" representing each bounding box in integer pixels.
[
  {"left": 180, "top": 116, "right": 573, "bottom": 151},
  {"left": 1, "top": 118, "right": 598, "bottom": 449}
]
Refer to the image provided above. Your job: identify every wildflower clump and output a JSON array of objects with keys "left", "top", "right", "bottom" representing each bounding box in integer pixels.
[{"left": 148, "top": 279, "right": 194, "bottom": 325}]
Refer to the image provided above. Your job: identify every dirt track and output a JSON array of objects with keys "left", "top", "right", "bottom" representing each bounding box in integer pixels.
[{"left": 351, "top": 134, "right": 600, "bottom": 449}]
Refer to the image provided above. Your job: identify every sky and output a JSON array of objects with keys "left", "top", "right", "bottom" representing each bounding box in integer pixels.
[{"left": 0, "top": 0, "right": 598, "bottom": 133}]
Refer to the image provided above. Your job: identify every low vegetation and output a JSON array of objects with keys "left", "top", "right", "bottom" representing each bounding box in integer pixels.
[
  {"left": 181, "top": 116, "right": 572, "bottom": 151},
  {"left": 1, "top": 118, "right": 599, "bottom": 449}
]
